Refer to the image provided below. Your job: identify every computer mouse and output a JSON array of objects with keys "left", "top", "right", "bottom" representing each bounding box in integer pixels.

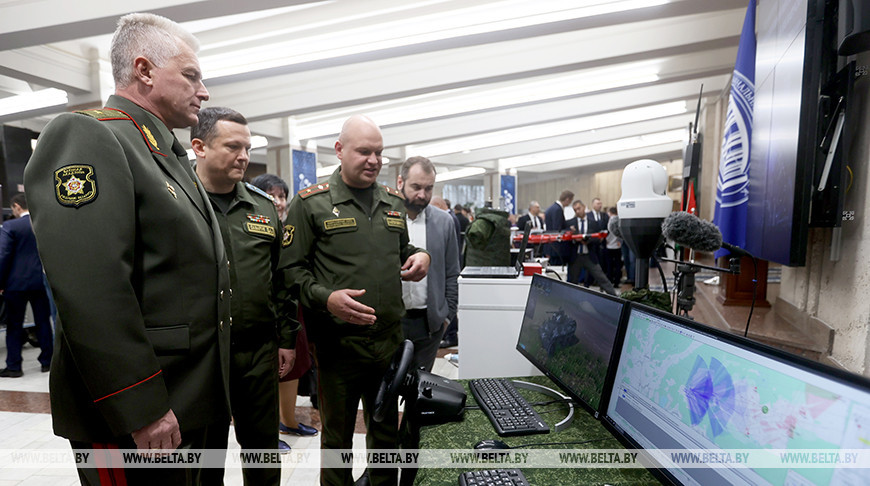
[{"left": 474, "top": 439, "right": 512, "bottom": 450}]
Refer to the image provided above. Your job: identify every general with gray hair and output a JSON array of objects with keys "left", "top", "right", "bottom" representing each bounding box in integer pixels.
[{"left": 25, "top": 12, "right": 229, "bottom": 485}]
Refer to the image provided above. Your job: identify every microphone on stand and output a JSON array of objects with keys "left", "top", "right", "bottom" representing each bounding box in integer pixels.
[{"left": 661, "top": 212, "right": 751, "bottom": 259}]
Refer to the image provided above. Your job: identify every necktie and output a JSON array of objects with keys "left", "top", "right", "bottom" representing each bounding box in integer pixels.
[{"left": 578, "top": 219, "right": 586, "bottom": 254}]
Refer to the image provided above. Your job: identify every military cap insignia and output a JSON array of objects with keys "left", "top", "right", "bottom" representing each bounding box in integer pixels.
[
  {"left": 332, "top": 207, "right": 340, "bottom": 217},
  {"left": 298, "top": 183, "right": 330, "bottom": 199},
  {"left": 283, "top": 225, "right": 294, "bottom": 247},
  {"left": 142, "top": 125, "right": 159, "bottom": 150},
  {"left": 165, "top": 181, "right": 177, "bottom": 199},
  {"left": 55, "top": 164, "right": 97, "bottom": 208}
]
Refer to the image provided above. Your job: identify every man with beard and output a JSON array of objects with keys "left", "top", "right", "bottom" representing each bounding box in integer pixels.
[{"left": 396, "top": 156, "right": 460, "bottom": 372}]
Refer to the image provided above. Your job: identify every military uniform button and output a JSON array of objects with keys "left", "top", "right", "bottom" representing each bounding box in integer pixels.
[
  {"left": 220, "top": 290, "right": 224, "bottom": 300},
  {"left": 229, "top": 317, "right": 233, "bottom": 326},
  {"left": 220, "top": 320, "right": 224, "bottom": 331},
  {"left": 229, "top": 288, "right": 233, "bottom": 298}
]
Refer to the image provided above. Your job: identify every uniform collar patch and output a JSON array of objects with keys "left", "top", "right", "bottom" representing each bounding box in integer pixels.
[{"left": 142, "top": 125, "right": 159, "bottom": 150}]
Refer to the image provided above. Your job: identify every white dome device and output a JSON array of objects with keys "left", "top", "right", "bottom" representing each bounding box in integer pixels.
[{"left": 617, "top": 159, "right": 673, "bottom": 289}]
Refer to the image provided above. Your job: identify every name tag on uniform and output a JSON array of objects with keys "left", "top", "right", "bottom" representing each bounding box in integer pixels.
[
  {"left": 385, "top": 210, "right": 405, "bottom": 230},
  {"left": 245, "top": 222, "right": 275, "bottom": 238},
  {"left": 324, "top": 218, "right": 356, "bottom": 230}
]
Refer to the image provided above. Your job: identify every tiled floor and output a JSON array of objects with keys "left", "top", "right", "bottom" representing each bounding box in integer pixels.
[{"left": 0, "top": 343, "right": 460, "bottom": 485}]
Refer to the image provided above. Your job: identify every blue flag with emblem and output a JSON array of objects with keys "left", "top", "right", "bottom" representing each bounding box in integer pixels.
[
  {"left": 500, "top": 174, "right": 516, "bottom": 215},
  {"left": 292, "top": 149, "right": 316, "bottom": 194},
  {"left": 713, "top": 0, "right": 755, "bottom": 259}
]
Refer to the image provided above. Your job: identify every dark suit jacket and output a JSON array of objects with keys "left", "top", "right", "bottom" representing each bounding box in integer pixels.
[
  {"left": 0, "top": 214, "right": 45, "bottom": 291},
  {"left": 566, "top": 216, "right": 600, "bottom": 264},
  {"left": 543, "top": 202, "right": 571, "bottom": 264},
  {"left": 448, "top": 209, "right": 462, "bottom": 253},
  {"left": 517, "top": 213, "right": 544, "bottom": 231},
  {"left": 586, "top": 210, "right": 609, "bottom": 257},
  {"left": 25, "top": 95, "right": 232, "bottom": 442},
  {"left": 422, "top": 206, "right": 460, "bottom": 333}
]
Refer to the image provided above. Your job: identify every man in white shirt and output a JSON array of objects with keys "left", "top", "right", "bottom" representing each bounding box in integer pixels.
[
  {"left": 517, "top": 201, "right": 545, "bottom": 231},
  {"left": 567, "top": 200, "right": 617, "bottom": 296},
  {"left": 397, "top": 156, "right": 461, "bottom": 371}
]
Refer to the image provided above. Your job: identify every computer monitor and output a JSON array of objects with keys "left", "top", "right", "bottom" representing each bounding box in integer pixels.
[
  {"left": 605, "top": 303, "right": 870, "bottom": 486},
  {"left": 515, "top": 274, "right": 627, "bottom": 417}
]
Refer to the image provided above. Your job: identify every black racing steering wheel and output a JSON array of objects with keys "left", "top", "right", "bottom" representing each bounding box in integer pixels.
[{"left": 372, "top": 339, "right": 414, "bottom": 422}]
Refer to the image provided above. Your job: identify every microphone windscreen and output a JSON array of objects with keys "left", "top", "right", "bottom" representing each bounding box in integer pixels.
[
  {"left": 661, "top": 211, "right": 722, "bottom": 252},
  {"left": 607, "top": 215, "right": 622, "bottom": 239}
]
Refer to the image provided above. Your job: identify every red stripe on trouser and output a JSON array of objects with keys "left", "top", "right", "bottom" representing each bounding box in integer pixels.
[{"left": 93, "top": 443, "right": 128, "bottom": 486}]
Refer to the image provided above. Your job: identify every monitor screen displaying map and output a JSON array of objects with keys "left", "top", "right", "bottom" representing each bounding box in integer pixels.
[
  {"left": 515, "top": 274, "right": 626, "bottom": 417},
  {"left": 605, "top": 304, "right": 870, "bottom": 486}
]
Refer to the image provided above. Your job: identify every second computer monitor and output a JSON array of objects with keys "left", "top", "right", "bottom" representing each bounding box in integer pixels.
[
  {"left": 515, "top": 274, "right": 626, "bottom": 416},
  {"left": 605, "top": 303, "right": 870, "bottom": 486}
]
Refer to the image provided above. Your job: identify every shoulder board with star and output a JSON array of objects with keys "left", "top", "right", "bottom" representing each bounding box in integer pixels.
[
  {"left": 382, "top": 184, "right": 404, "bottom": 199},
  {"left": 74, "top": 108, "right": 131, "bottom": 122},
  {"left": 298, "top": 183, "right": 330, "bottom": 199},
  {"left": 244, "top": 182, "right": 276, "bottom": 203}
]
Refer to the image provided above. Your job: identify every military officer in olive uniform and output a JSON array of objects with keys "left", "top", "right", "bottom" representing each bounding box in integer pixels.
[
  {"left": 285, "top": 115, "right": 430, "bottom": 486},
  {"left": 24, "top": 13, "right": 231, "bottom": 485},
  {"left": 192, "top": 106, "right": 299, "bottom": 485}
]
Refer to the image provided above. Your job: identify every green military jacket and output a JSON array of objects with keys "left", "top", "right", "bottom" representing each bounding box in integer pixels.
[
  {"left": 206, "top": 181, "right": 299, "bottom": 348},
  {"left": 465, "top": 208, "right": 512, "bottom": 266},
  {"left": 284, "top": 168, "right": 424, "bottom": 342},
  {"left": 24, "top": 95, "right": 232, "bottom": 442}
]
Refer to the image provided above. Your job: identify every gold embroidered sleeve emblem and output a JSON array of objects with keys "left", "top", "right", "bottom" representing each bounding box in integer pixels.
[
  {"left": 55, "top": 165, "right": 98, "bottom": 207},
  {"left": 283, "top": 225, "right": 294, "bottom": 247}
]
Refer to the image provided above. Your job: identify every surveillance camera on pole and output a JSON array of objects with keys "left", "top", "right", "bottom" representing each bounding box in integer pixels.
[{"left": 617, "top": 159, "right": 673, "bottom": 289}]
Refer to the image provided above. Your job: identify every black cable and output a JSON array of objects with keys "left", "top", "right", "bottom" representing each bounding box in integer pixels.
[
  {"left": 743, "top": 256, "right": 759, "bottom": 338},
  {"left": 466, "top": 397, "right": 574, "bottom": 412},
  {"left": 529, "top": 398, "right": 575, "bottom": 407},
  {"left": 509, "top": 436, "right": 616, "bottom": 449},
  {"left": 652, "top": 255, "right": 669, "bottom": 293}
]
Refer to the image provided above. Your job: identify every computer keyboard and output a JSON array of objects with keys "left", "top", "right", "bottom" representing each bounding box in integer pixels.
[
  {"left": 469, "top": 378, "right": 549, "bottom": 437},
  {"left": 458, "top": 468, "right": 530, "bottom": 486}
]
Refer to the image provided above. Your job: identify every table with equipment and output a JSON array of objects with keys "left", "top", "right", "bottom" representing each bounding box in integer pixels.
[{"left": 413, "top": 375, "right": 660, "bottom": 486}]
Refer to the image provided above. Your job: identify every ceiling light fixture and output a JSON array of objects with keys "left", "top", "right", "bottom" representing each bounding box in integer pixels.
[
  {"left": 407, "top": 101, "right": 687, "bottom": 157},
  {"left": 499, "top": 129, "right": 685, "bottom": 169},
  {"left": 435, "top": 167, "right": 486, "bottom": 182},
  {"left": 202, "top": 0, "right": 670, "bottom": 78},
  {"left": 0, "top": 88, "right": 68, "bottom": 117},
  {"left": 251, "top": 135, "right": 269, "bottom": 150},
  {"left": 293, "top": 62, "right": 661, "bottom": 140}
]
